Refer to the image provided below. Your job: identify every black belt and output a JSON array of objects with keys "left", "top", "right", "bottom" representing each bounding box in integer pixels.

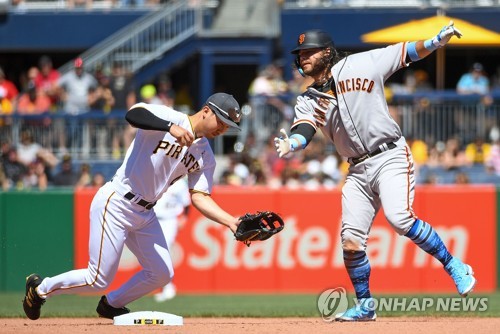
[
  {"left": 350, "top": 142, "right": 397, "bottom": 165},
  {"left": 124, "top": 192, "right": 156, "bottom": 210}
]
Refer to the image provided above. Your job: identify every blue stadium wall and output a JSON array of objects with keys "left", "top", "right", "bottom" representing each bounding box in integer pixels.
[
  {"left": 0, "top": 7, "right": 498, "bottom": 105},
  {"left": 1, "top": 7, "right": 498, "bottom": 51},
  {"left": 0, "top": 10, "right": 149, "bottom": 51}
]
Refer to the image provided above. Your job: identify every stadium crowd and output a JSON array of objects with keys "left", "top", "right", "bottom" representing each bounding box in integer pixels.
[
  {"left": 9, "top": 0, "right": 188, "bottom": 10},
  {"left": 1, "top": 55, "right": 500, "bottom": 191}
]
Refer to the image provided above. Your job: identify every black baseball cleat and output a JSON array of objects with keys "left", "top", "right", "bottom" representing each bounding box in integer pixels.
[
  {"left": 22, "top": 273, "right": 46, "bottom": 320},
  {"left": 96, "top": 295, "right": 130, "bottom": 319}
]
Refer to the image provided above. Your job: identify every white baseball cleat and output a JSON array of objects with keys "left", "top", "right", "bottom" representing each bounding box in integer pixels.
[{"left": 154, "top": 283, "right": 177, "bottom": 302}]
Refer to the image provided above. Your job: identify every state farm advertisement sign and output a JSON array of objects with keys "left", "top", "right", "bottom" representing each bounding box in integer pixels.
[{"left": 74, "top": 186, "right": 497, "bottom": 294}]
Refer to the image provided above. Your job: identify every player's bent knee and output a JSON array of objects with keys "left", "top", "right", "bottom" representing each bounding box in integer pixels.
[
  {"left": 385, "top": 212, "right": 415, "bottom": 235},
  {"left": 86, "top": 269, "right": 111, "bottom": 290},
  {"left": 150, "top": 268, "right": 174, "bottom": 286},
  {"left": 92, "top": 279, "right": 111, "bottom": 291},
  {"left": 341, "top": 235, "right": 365, "bottom": 252},
  {"left": 341, "top": 227, "right": 367, "bottom": 251}
]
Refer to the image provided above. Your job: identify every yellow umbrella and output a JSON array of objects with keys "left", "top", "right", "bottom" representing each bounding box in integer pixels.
[
  {"left": 361, "top": 15, "right": 500, "bottom": 89},
  {"left": 362, "top": 16, "right": 500, "bottom": 46}
]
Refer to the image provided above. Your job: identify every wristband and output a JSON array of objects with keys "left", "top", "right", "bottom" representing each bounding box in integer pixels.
[
  {"left": 424, "top": 38, "right": 438, "bottom": 52},
  {"left": 407, "top": 42, "right": 420, "bottom": 61},
  {"left": 290, "top": 134, "right": 307, "bottom": 150}
]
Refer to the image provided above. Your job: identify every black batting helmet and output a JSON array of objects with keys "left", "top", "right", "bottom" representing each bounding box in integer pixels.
[
  {"left": 291, "top": 30, "right": 336, "bottom": 77},
  {"left": 291, "top": 30, "right": 334, "bottom": 54}
]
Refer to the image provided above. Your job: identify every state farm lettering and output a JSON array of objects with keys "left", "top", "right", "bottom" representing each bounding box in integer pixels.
[
  {"left": 182, "top": 216, "right": 468, "bottom": 270},
  {"left": 75, "top": 187, "right": 495, "bottom": 293}
]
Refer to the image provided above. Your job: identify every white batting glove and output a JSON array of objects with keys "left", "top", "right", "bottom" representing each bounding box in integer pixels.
[
  {"left": 274, "top": 128, "right": 292, "bottom": 158},
  {"left": 431, "top": 20, "right": 463, "bottom": 48}
]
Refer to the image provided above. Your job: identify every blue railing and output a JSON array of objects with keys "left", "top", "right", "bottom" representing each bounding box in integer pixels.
[{"left": 2, "top": 91, "right": 500, "bottom": 186}]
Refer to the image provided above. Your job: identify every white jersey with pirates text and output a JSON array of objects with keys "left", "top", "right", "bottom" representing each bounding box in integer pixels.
[{"left": 111, "top": 103, "right": 216, "bottom": 202}]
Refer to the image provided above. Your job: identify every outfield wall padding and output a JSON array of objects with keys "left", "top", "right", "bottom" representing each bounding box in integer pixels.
[
  {"left": 0, "top": 191, "right": 74, "bottom": 291},
  {"left": 1, "top": 186, "right": 497, "bottom": 293}
]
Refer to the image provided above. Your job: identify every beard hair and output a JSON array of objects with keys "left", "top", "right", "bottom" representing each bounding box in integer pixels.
[{"left": 304, "top": 55, "right": 331, "bottom": 78}]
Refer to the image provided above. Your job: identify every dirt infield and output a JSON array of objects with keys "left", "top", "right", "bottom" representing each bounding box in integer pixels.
[{"left": 1, "top": 317, "right": 499, "bottom": 334}]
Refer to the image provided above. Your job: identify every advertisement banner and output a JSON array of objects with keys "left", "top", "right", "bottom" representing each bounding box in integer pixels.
[{"left": 74, "top": 186, "right": 497, "bottom": 294}]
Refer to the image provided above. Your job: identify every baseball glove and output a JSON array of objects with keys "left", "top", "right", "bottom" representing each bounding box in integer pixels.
[{"left": 235, "top": 211, "right": 285, "bottom": 246}]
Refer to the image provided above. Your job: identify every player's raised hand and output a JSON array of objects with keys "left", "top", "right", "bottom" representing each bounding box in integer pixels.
[
  {"left": 274, "top": 128, "right": 292, "bottom": 158},
  {"left": 170, "top": 124, "right": 195, "bottom": 146},
  {"left": 434, "top": 20, "right": 463, "bottom": 47}
]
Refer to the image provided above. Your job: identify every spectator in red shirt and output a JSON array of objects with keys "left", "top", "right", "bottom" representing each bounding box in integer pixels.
[
  {"left": 16, "top": 68, "right": 53, "bottom": 137},
  {"left": 34, "top": 56, "right": 60, "bottom": 108},
  {"left": 0, "top": 66, "right": 19, "bottom": 114}
]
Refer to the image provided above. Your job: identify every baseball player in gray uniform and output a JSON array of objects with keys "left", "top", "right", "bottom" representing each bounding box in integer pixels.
[
  {"left": 274, "top": 22, "right": 476, "bottom": 321},
  {"left": 23, "top": 92, "right": 242, "bottom": 320}
]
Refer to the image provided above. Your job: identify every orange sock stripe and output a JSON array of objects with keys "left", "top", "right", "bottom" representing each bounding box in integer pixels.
[{"left": 43, "top": 192, "right": 116, "bottom": 296}]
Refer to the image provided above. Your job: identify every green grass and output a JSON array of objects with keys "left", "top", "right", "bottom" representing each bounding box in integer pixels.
[{"left": 2, "top": 292, "right": 499, "bottom": 318}]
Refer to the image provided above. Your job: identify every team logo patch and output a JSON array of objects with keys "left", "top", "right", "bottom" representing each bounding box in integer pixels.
[
  {"left": 298, "top": 34, "right": 305, "bottom": 45},
  {"left": 233, "top": 107, "right": 241, "bottom": 122}
]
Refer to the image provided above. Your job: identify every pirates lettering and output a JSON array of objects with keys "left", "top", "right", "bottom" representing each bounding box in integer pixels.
[
  {"left": 171, "top": 145, "right": 183, "bottom": 159},
  {"left": 154, "top": 140, "right": 201, "bottom": 173},
  {"left": 188, "top": 161, "right": 200, "bottom": 173},
  {"left": 181, "top": 152, "right": 201, "bottom": 173},
  {"left": 153, "top": 141, "right": 185, "bottom": 159},
  {"left": 153, "top": 141, "right": 171, "bottom": 154}
]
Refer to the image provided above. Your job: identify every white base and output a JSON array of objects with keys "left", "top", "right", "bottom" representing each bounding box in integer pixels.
[{"left": 113, "top": 311, "right": 183, "bottom": 326}]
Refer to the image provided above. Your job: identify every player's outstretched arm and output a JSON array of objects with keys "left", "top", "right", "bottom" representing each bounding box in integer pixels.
[
  {"left": 406, "top": 20, "right": 463, "bottom": 62},
  {"left": 190, "top": 192, "right": 239, "bottom": 233}
]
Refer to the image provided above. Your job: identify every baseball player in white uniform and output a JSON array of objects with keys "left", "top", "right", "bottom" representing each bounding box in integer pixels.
[
  {"left": 153, "top": 176, "right": 190, "bottom": 302},
  {"left": 274, "top": 23, "right": 476, "bottom": 321},
  {"left": 23, "top": 92, "right": 242, "bottom": 320}
]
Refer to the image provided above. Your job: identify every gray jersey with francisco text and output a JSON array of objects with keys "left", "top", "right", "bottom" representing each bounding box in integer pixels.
[{"left": 292, "top": 42, "right": 409, "bottom": 158}]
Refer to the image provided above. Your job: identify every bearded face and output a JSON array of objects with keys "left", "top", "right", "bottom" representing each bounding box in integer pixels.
[{"left": 300, "top": 48, "right": 332, "bottom": 77}]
